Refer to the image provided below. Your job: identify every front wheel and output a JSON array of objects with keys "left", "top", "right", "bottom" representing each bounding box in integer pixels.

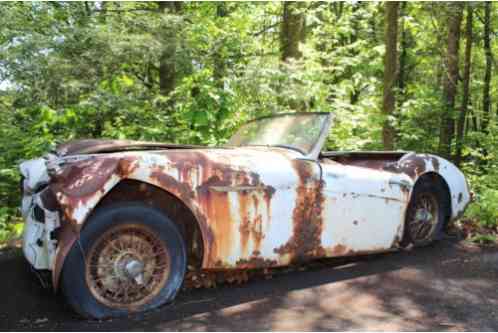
[
  {"left": 61, "top": 203, "right": 186, "bottom": 319},
  {"left": 403, "top": 180, "right": 449, "bottom": 247}
]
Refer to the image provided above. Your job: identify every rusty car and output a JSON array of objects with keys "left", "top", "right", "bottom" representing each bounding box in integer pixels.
[{"left": 19, "top": 112, "right": 471, "bottom": 318}]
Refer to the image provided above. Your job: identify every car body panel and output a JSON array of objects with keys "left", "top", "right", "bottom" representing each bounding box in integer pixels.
[{"left": 320, "top": 161, "right": 412, "bottom": 256}]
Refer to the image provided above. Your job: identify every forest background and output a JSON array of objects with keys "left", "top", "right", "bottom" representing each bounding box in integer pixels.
[{"left": 0, "top": 2, "right": 497, "bottom": 245}]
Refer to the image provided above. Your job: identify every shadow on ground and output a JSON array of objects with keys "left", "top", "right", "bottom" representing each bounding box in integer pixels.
[{"left": 1, "top": 240, "right": 497, "bottom": 331}]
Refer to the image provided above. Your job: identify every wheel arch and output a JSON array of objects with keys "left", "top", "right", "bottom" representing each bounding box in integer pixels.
[
  {"left": 411, "top": 172, "right": 452, "bottom": 224},
  {"left": 398, "top": 153, "right": 471, "bottom": 222},
  {"left": 52, "top": 178, "right": 211, "bottom": 290},
  {"left": 91, "top": 180, "right": 206, "bottom": 265}
]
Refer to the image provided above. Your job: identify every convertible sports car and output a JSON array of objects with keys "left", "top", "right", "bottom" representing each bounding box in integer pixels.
[{"left": 19, "top": 112, "right": 471, "bottom": 318}]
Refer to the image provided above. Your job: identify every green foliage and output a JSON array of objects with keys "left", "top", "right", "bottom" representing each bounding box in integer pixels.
[
  {"left": 0, "top": 2, "right": 497, "bottom": 245},
  {"left": 469, "top": 233, "right": 497, "bottom": 246},
  {"left": 466, "top": 189, "right": 498, "bottom": 228},
  {"left": 0, "top": 207, "right": 23, "bottom": 245},
  {"left": 461, "top": 123, "right": 498, "bottom": 232}
]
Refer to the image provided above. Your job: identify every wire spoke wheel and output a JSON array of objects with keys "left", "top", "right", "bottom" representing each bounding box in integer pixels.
[
  {"left": 407, "top": 192, "right": 439, "bottom": 244},
  {"left": 85, "top": 224, "right": 171, "bottom": 310}
]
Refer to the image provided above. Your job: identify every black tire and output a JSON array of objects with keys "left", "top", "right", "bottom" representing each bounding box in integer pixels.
[
  {"left": 61, "top": 202, "right": 186, "bottom": 319},
  {"left": 402, "top": 179, "right": 450, "bottom": 247}
]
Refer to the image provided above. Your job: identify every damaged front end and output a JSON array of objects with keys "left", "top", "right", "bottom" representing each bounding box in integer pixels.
[
  {"left": 19, "top": 153, "right": 99, "bottom": 273},
  {"left": 20, "top": 155, "right": 61, "bottom": 271}
]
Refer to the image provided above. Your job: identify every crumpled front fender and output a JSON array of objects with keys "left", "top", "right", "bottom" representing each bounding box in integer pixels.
[{"left": 50, "top": 154, "right": 213, "bottom": 290}]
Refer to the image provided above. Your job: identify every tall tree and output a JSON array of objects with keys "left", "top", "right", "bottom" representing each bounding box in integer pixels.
[
  {"left": 382, "top": 2, "right": 399, "bottom": 150},
  {"left": 349, "top": 2, "right": 364, "bottom": 104},
  {"left": 455, "top": 4, "right": 473, "bottom": 166},
  {"left": 280, "top": 2, "right": 306, "bottom": 61},
  {"left": 397, "top": 1, "right": 408, "bottom": 108},
  {"left": 158, "top": 2, "right": 182, "bottom": 97},
  {"left": 482, "top": 1, "right": 492, "bottom": 131},
  {"left": 213, "top": 3, "right": 227, "bottom": 89},
  {"left": 438, "top": 3, "right": 463, "bottom": 159},
  {"left": 213, "top": 2, "right": 228, "bottom": 128}
]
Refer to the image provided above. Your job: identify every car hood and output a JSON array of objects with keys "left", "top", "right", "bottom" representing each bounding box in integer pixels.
[{"left": 55, "top": 139, "right": 204, "bottom": 156}]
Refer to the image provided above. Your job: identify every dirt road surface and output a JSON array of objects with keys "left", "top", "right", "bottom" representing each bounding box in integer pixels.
[{"left": 1, "top": 239, "right": 497, "bottom": 331}]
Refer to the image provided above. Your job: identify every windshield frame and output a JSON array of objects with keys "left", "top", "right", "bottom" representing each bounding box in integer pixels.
[{"left": 228, "top": 112, "right": 333, "bottom": 160}]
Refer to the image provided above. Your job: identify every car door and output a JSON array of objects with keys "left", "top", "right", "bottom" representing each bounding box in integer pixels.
[
  {"left": 198, "top": 148, "right": 313, "bottom": 268},
  {"left": 318, "top": 159, "right": 407, "bottom": 256}
]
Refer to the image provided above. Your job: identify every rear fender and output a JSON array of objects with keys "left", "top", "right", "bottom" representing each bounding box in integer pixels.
[{"left": 397, "top": 153, "right": 471, "bottom": 220}]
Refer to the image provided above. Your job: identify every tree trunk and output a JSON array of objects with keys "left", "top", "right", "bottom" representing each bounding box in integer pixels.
[
  {"left": 455, "top": 4, "right": 473, "bottom": 166},
  {"left": 213, "top": 2, "right": 228, "bottom": 128},
  {"left": 332, "top": 2, "right": 344, "bottom": 21},
  {"left": 213, "top": 3, "right": 227, "bottom": 89},
  {"left": 438, "top": 3, "right": 463, "bottom": 159},
  {"left": 382, "top": 2, "right": 399, "bottom": 150},
  {"left": 349, "top": 2, "right": 363, "bottom": 105},
  {"left": 482, "top": 1, "right": 492, "bottom": 131},
  {"left": 280, "top": 2, "right": 306, "bottom": 61},
  {"left": 158, "top": 2, "right": 182, "bottom": 97},
  {"left": 98, "top": 1, "right": 107, "bottom": 23},
  {"left": 397, "top": 2, "right": 407, "bottom": 107}
]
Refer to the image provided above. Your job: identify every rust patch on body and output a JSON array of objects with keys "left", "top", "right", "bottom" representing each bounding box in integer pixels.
[
  {"left": 235, "top": 251, "right": 278, "bottom": 269},
  {"left": 238, "top": 192, "right": 266, "bottom": 258},
  {"left": 156, "top": 151, "right": 275, "bottom": 268},
  {"left": 52, "top": 221, "right": 79, "bottom": 289},
  {"left": 431, "top": 156, "right": 440, "bottom": 172},
  {"left": 39, "top": 187, "right": 60, "bottom": 212},
  {"left": 322, "top": 151, "right": 407, "bottom": 171},
  {"left": 275, "top": 160, "right": 325, "bottom": 262},
  {"left": 238, "top": 192, "right": 251, "bottom": 256},
  {"left": 54, "top": 157, "right": 119, "bottom": 198},
  {"left": 397, "top": 156, "right": 427, "bottom": 179},
  {"left": 117, "top": 157, "right": 139, "bottom": 178},
  {"left": 51, "top": 156, "right": 141, "bottom": 228},
  {"left": 330, "top": 244, "right": 350, "bottom": 256},
  {"left": 150, "top": 166, "right": 195, "bottom": 202},
  {"left": 394, "top": 154, "right": 442, "bottom": 180},
  {"left": 203, "top": 190, "right": 233, "bottom": 267}
]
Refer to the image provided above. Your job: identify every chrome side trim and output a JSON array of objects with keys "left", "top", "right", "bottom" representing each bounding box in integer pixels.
[{"left": 209, "top": 185, "right": 267, "bottom": 192}]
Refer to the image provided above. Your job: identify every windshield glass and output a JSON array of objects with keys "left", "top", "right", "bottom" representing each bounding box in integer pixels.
[{"left": 227, "top": 113, "right": 329, "bottom": 154}]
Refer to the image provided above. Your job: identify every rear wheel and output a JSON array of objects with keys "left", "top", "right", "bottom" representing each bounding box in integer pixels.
[
  {"left": 403, "top": 179, "right": 449, "bottom": 247},
  {"left": 61, "top": 203, "right": 186, "bottom": 319}
]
